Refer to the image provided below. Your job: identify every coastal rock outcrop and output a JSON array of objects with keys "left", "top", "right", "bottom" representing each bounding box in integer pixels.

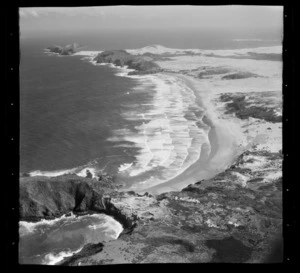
[
  {"left": 46, "top": 43, "right": 82, "bottom": 55},
  {"left": 219, "top": 92, "right": 282, "bottom": 123},
  {"left": 20, "top": 151, "right": 282, "bottom": 264},
  {"left": 19, "top": 175, "right": 135, "bottom": 234},
  {"left": 93, "top": 50, "right": 163, "bottom": 75},
  {"left": 221, "top": 72, "right": 260, "bottom": 80}
]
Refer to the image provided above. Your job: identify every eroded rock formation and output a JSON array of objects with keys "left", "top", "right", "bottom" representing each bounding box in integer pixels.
[
  {"left": 19, "top": 175, "right": 135, "bottom": 234},
  {"left": 20, "top": 152, "right": 282, "bottom": 265},
  {"left": 46, "top": 43, "right": 82, "bottom": 55},
  {"left": 93, "top": 50, "right": 163, "bottom": 75}
]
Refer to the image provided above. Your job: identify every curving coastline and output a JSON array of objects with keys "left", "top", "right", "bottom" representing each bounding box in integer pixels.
[
  {"left": 20, "top": 44, "right": 282, "bottom": 264},
  {"left": 138, "top": 73, "right": 242, "bottom": 194}
]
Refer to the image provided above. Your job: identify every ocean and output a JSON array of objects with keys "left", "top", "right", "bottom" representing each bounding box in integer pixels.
[
  {"left": 20, "top": 40, "right": 149, "bottom": 180},
  {"left": 19, "top": 213, "right": 123, "bottom": 264}
]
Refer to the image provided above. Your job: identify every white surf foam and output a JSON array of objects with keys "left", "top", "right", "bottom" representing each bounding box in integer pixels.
[
  {"left": 41, "top": 213, "right": 123, "bottom": 265},
  {"left": 107, "top": 72, "right": 210, "bottom": 189},
  {"left": 42, "top": 247, "right": 83, "bottom": 265},
  {"left": 88, "top": 214, "right": 123, "bottom": 240},
  {"left": 118, "top": 163, "right": 133, "bottom": 172},
  {"left": 19, "top": 212, "right": 77, "bottom": 236},
  {"left": 70, "top": 47, "right": 213, "bottom": 190},
  {"left": 29, "top": 168, "right": 77, "bottom": 177},
  {"left": 75, "top": 167, "right": 97, "bottom": 178},
  {"left": 73, "top": 50, "right": 103, "bottom": 57},
  {"left": 28, "top": 165, "right": 98, "bottom": 179}
]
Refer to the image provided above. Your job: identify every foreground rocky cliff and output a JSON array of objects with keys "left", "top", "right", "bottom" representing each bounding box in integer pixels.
[
  {"left": 20, "top": 175, "right": 135, "bottom": 235},
  {"left": 20, "top": 150, "right": 282, "bottom": 264}
]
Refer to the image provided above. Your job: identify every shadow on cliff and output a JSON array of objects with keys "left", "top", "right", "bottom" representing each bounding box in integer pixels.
[{"left": 19, "top": 174, "right": 136, "bottom": 235}]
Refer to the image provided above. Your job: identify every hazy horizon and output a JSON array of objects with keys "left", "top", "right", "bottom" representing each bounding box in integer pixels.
[{"left": 20, "top": 5, "right": 283, "bottom": 41}]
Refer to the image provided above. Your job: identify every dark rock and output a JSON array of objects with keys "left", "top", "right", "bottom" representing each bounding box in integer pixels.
[
  {"left": 247, "top": 52, "right": 282, "bottom": 61},
  {"left": 86, "top": 170, "right": 92, "bottom": 179},
  {"left": 206, "top": 236, "right": 252, "bottom": 263},
  {"left": 126, "top": 191, "right": 137, "bottom": 196},
  {"left": 47, "top": 43, "right": 82, "bottom": 56},
  {"left": 198, "top": 67, "right": 232, "bottom": 79},
  {"left": 248, "top": 178, "right": 264, "bottom": 183},
  {"left": 93, "top": 50, "right": 162, "bottom": 75},
  {"left": 60, "top": 243, "right": 104, "bottom": 266},
  {"left": 220, "top": 93, "right": 282, "bottom": 123},
  {"left": 19, "top": 147, "right": 282, "bottom": 264},
  {"left": 143, "top": 192, "right": 153, "bottom": 197},
  {"left": 222, "top": 72, "right": 260, "bottom": 80},
  {"left": 19, "top": 175, "right": 135, "bottom": 233}
]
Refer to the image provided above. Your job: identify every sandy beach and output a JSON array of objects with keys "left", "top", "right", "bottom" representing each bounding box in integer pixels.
[
  {"left": 125, "top": 44, "right": 282, "bottom": 194},
  {"left": 140, "top": 73, "right": 243, "bottom": 194}
]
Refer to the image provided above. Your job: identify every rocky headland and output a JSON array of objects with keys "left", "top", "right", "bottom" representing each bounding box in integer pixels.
[
  {"left": 46, "top": 43, "right": 83, "bottom": 56},
  {"left": 93, "top": 50, "right": 163, "bottom": 75},
  {"left": 20, "top": 175, "right": 135, "bottom": 235},
  {"left": 20, "top": 141, "right": 282, "bottom": 264}
]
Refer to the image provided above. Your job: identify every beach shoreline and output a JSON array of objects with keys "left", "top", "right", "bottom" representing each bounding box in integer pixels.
[
  {"left": 26, "top": 45, "right": 282, "bottom": 196},
  {"left": 138, "top": 73, "right": 242, "bottom": 195}
]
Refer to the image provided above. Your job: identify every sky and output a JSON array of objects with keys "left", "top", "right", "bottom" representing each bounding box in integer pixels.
[{"left": 20, "top": 5, "right": 283, "bottom": 37}]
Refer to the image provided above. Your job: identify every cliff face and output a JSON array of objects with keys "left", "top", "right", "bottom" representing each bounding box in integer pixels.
[
  {"left": 19, "top": 175, "right": 135, "bottom": 233},
  {"left": 20, "top": 151, "right": 282, "bottom": 264},
  {"left": 93, "top": 50, "right": 163, "bottom": 75}
]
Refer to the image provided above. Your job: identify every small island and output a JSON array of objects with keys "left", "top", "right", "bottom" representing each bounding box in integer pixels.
[{"left": 46, "top": 43, "right": 83, "bottom": 56}]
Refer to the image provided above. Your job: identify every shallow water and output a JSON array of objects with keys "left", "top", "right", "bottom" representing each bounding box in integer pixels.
[{"left": 19, "top": 213, "right": 123, "bottom": 265}]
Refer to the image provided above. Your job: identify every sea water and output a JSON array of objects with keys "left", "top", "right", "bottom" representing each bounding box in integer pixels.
[
  {"left": 19, "top": 213, "right": 123, "bottom": 265},
  {"left": 20, "top": 39, "right": 210, "bottom": 191}
]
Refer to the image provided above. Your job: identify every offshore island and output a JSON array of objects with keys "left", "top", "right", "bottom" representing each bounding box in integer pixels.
[{"left": 20, "top": 43, "right": 282, "bottom": 264}]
